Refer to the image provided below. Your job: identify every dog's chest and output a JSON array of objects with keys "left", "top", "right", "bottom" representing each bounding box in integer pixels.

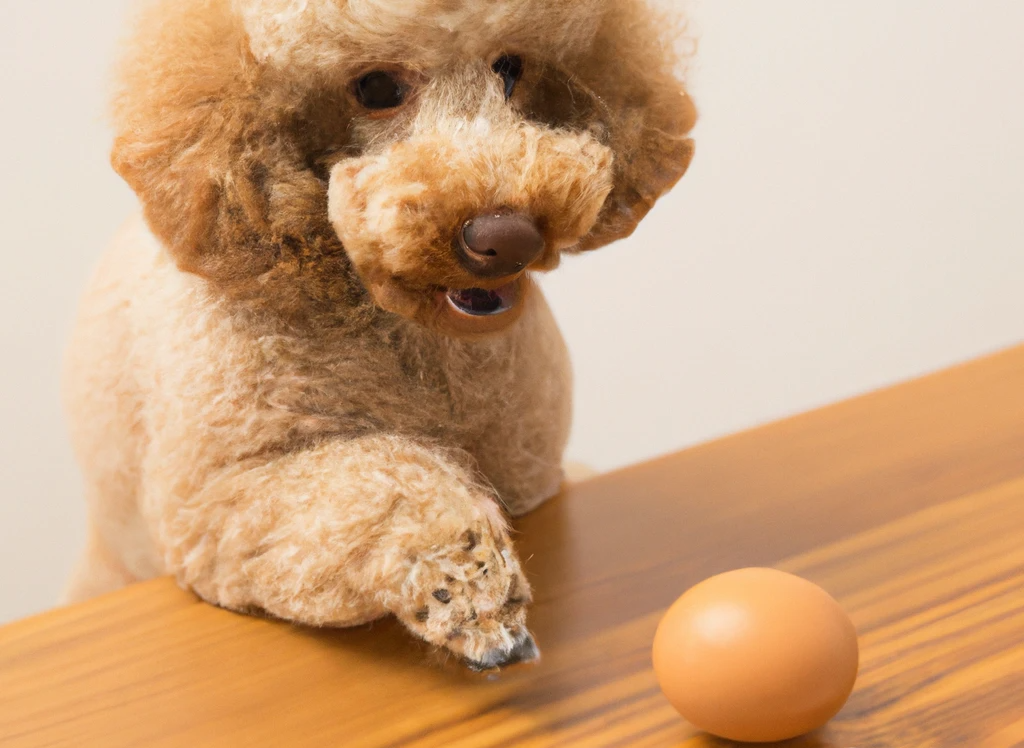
[{"left": 250, "top": 320, "right": 525, "bottom": 444}]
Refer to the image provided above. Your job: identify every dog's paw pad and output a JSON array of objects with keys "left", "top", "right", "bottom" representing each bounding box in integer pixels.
[{"left": 396, "top": 522, "right": 534, "bottom": 668}]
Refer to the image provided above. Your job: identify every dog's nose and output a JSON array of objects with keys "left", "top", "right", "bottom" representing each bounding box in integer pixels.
[{"left": 457, "top": 212, "right": 545, "bottom": 278}]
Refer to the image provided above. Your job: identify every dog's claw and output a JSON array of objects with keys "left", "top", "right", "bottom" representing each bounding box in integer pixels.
[{"left": 465, "top": 630, "right": 540, "bottom": 671}]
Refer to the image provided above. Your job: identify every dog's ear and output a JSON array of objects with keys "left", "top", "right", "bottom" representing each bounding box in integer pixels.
[
  {"left": 109, "top": 0, "right": 311, "bottom": 281},
  {"left": 573, "top": 0, "right": 697, "bottom": 251}
]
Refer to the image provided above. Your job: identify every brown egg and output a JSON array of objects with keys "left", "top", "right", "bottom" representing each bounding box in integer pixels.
[{"left": 652, "top": 568, "right": 859, "bottom": 743}]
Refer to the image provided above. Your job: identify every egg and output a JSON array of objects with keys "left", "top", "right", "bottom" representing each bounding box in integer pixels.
[{"left": 652, "top": 567, "right": 859, "bottom": 743}]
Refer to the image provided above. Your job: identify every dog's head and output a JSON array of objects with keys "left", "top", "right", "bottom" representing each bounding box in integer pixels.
[{"left": 113, "top": 0, "right": 695, "bottom": 333}]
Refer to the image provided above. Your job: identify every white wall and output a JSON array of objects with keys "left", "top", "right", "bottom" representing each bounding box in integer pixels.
[
  {"left": 544, "top": 0, "right": 1024, "bottom": 469},
  {"left": 1, "top": 1, "right": 137, "bottom": 622},
  {"left": 1, "top": 1, "right": 1022, "bottom": 624}
]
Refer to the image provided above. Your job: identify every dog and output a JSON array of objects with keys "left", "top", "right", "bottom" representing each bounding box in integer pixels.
[{"left": 63, "top": 0, "right": 695, "bottom": 670}]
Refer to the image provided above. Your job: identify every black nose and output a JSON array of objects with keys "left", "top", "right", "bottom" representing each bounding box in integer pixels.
[{"left": 457, "top": 212, "right": 545, "bottom": 278}]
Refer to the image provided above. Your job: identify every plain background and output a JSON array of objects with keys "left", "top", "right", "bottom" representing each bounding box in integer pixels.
[{"left": 1, "top": 1, "right": 1022, "bottom": 623}]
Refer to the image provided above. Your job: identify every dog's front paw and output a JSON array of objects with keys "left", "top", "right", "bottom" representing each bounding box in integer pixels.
[{"left": 395, "top": 525, "right": 537, "bottom": 671}]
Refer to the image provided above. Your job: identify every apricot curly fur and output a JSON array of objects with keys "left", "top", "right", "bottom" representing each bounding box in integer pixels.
[{"left": 64, "top": 0, "right": 695, "bottom": 667}]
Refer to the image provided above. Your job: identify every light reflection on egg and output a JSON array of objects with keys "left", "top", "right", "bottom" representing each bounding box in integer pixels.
[{"left": 652, "top": 567, "right": 859, "bottom": 743}]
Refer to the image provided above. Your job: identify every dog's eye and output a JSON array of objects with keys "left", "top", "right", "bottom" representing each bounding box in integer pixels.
[
  {"left": 354, "top": 71, "right": 405, "bottom": 110},
  {"left": 492, "top": 55, "right": 523, "bottom": 100}
]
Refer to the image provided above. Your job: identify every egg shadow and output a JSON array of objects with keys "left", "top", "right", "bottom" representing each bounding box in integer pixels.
[{"left": 702, "top": 729, "right": 836, "bottom": 748}]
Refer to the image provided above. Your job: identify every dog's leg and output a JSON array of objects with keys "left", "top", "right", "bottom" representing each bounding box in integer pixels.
[{"left": 161, "top": 434, "right": 535, "bottom": 669}]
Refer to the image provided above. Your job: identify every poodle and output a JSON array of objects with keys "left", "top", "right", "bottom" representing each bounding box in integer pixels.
[{"left": 63, "top": 0, "right": 696, "bottom": 670}]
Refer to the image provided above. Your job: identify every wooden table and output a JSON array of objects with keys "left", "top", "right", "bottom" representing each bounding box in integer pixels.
[{"left": 3, "top": 347, "right": 1024, "bottom": 748}]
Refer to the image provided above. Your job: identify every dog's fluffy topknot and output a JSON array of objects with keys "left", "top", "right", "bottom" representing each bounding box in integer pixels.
[{"left": 235, "top": 0, "right": 607, "bottom": 70}]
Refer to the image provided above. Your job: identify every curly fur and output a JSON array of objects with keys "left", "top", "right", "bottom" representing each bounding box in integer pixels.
[
  {"left": 236, "top": 0, "right": 607, "bottom": 70},
  {"left": 64, "top": 0, "right": 695, "bottom": 667}
]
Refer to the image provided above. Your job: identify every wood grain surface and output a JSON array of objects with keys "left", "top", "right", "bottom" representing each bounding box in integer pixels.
[{"left": 2, "top": 346, "right": 1024, "bottom": 747}]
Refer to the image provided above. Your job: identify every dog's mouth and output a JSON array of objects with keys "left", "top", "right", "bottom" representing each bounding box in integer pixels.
[
  {"left": 431, "top": 277, "right": 527, "bottom": 335},
  {"left": 445, "top": 283, "right": 517, "bottom": 316}
]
